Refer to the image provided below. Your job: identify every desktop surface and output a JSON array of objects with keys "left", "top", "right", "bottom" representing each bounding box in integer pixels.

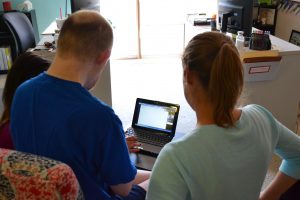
[
  {"left": 130, "top": 131, "right": 184, "bottom": 171},
  {"left": 42, "top": 21, "right": 57, "bottom": 35}
]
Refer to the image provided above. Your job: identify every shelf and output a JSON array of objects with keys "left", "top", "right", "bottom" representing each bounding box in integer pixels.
[
  {"left": 253, "top": 2, "right": 277, "bottom": 35},
  {"left": 254, "top": 3, "right": 277, "bottom": 9},
  {"left": 253, "top": 24, "right": 275, "bottom": 35},
  {"left": 0, "top": 70, "right": 8, "bottom": 74},
  {"left": 254, "top": 24, "right": 275, "bottom": 28}
]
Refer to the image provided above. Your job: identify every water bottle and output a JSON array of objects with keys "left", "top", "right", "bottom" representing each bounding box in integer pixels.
[
  {"left": 235, "top": 31, "right": 245, "bottom": 50},
  {"left": 210, "top": 14, "right": 217, "bottom": 31}
]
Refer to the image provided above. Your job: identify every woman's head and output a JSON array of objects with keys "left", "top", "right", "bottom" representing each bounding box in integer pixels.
[
  {"left": 0, "top": 52, "right": 51, "bottom": 124},
  {"left": 182, "top": 32, "right": 244, "bottom": 127}
]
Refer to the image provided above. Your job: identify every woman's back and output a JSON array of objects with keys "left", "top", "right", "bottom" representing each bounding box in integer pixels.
[
  {"left": 147, "top": 32, "right": 300, "bottom": 200},
  {"left": 147, "top": 105, "right": 300, "bottom": 200}
]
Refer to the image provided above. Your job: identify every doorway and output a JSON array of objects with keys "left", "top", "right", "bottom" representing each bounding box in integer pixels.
[{"left": 101, "top": 0, "right": 189, "bottom": 59}]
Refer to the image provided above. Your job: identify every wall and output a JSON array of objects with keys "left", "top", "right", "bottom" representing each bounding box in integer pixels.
[
  {"left": 1, "top": 0, "right": 298, "bottom": 43},
  {"left": 275, "top": 5, "right": 300, "bottom": 41},
  {"left": 1, "top": 0, "right": 70, "bottom": 36}
]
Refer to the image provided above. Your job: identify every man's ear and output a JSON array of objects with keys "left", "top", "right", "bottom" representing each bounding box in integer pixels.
[
  {"left": 183, "top": 67, "right": 194, "bottom": 85},
  {"left": 95, "top": 49, "right": 111, "bottom": 65}
]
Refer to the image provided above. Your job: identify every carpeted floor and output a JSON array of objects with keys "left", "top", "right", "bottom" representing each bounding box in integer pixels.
[{"left": 109, "top": 57, "right": 300, "bottom": 190}]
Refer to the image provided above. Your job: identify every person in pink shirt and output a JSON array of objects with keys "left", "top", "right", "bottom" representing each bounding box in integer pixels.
[{"left": 0, "top": 52, "right": 51, "bottom": 149}]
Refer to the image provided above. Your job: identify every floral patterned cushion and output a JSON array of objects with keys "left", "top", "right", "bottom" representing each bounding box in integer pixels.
[{"left": 0, "top": 148, "right": 84, "bottom": 200}]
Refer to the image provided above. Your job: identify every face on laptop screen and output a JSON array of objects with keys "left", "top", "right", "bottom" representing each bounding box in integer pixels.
[{"left": 134, "top": 102, "right": 178, "bottom": 133}]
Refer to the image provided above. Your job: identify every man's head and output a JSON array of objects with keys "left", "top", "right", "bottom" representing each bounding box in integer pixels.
[
  {"left": 54, "top": 10, "right": 113, "bottom": 89},
  {"left": 57, "top": 10, "right": 113, "bottom": 63}
]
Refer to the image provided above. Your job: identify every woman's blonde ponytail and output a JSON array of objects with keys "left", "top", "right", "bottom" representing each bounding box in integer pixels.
[{"left": 182, "top": 32, "right": 244, "bottom": 127}]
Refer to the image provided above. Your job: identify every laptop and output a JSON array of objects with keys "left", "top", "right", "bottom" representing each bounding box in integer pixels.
[{"left": 126, "top": 98, "right": 180, "bottom": 158}]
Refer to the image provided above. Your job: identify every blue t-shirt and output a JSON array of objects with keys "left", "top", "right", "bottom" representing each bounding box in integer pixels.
[
  {"left": 146, "top": 104, "right": 300, "bottom": 200},
  {"left": 11, "top": 73, "right": 137, "bottom": 200}
]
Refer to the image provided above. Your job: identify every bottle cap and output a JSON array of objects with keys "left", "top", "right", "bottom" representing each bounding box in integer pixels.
[{"left": 237, "top": 31, "right": 244, "bottom": 35}]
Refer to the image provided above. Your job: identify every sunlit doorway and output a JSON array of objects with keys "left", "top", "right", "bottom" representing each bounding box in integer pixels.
[
  {"left": 101, "top": 0, "right": 139, "bottom": 59},
  {"left": 100, "top": 0, "right": 195, "bottom": 59}
]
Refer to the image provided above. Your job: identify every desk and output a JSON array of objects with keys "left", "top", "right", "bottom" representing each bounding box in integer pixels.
[
  {"left": 185, "top": 25, "right": 300, "bottom": 132},
  {"left": 131, "top": 131, "right": 185, "bottom": 171},
  {"left": 240, "top": 35, "right": 300, "bottom": 133}
]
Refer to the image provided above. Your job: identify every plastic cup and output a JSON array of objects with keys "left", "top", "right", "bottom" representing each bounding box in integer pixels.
[
  {"left": 56, "top": 18, "right": 65, "bottom": 30},
  {"left": 3, "top": 1, "right": 12, "bottom": 11}
]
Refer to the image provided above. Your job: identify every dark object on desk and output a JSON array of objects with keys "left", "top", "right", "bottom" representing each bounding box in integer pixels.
[
  {"left": 128, "top": 98, "right": 180, "bottom": 155},
  {"left": 210, "top": 14, "right": 217, "bottom": 31},
  {"left": 289, "top": 29, "right": 300, "bottom": 47},
  {"left": 127, "top": 98, "right": 180, "bottom": 171},
  {"left": 130, "top": 153, "right": 156, "bottom": 171},
  {"left": 252, "top": 4, "right": 277, "bottom": 35},
  {"left": 193, "top": 19, "right": 211, "bottom": 26},
  {"left": 130, "top": 131, "right": 185, "bottom": 171},
  {"left": 139, "top": 149, "right": 158, "bottom": 158},
  {"left": 218, "top": 0, "right": 254, "bottom": 37},
  {"left": 220, "top": 11, "right": 234, "bottom": 33},
  {"left": 249, "top": 32, "right": 271, "bottom": 50},
  {"left": 44, "top": 41, "right": 55, "bottom": 49},
  {"left": 2, "top": 12, "right": 35, "bottom": 59}
]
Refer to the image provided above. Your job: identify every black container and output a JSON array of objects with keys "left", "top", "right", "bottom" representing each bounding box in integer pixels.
[{"left": 249, "top": 32, "right": 271, "bottom": 50}]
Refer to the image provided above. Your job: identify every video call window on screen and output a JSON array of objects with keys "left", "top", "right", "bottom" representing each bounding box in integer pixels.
[{"left": 136, "top": 103, "right": 177, "bottom": 132}]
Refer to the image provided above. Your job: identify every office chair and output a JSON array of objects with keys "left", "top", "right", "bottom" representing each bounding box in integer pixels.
[
  {"left": 0, "top": 148, "right": 84, "bottom": 199},
  {"left": 2, "top": 12, "right": 36, "bottom": 60}
]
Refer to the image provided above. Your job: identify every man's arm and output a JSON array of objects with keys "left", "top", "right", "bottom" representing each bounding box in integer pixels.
[
  {"left": 110, "top": 170, "right": 150, "bottom": 196},
  {"left": 133, "top": 170, "right": 151, "bottom": 185},
  {"left": 111, "top": 180, "right": 134, "bottom": 197},
  {"left": 260, "top": 172, "right": 298, "bottom": 200}
]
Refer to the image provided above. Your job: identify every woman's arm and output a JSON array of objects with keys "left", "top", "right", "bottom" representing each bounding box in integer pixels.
[
  {"left": 261, "top": 116, "right": 300, "bottom": 200},
  {"left": 260, "top": 172, "right": 298, "bottom": 200}
]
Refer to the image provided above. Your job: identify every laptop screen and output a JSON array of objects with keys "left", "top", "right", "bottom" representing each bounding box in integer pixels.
[{"left": 132, "top": 98, "right": 180, "bottom": 135}]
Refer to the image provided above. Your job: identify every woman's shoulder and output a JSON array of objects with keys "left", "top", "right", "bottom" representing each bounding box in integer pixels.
[
  {"left": 162, "top": 126, "right": 222, "bottom": 155},
  {"left": 242, "top": 104, "right": 276, "bottom": 121}
]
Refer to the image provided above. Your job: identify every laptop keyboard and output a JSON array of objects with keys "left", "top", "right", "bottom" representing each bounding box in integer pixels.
[
  {"left": 131, "top": 128, "right": 171, "bottom": 147},
  {"left": 139, "top": 149, "right": 158, "bottom": 157}
]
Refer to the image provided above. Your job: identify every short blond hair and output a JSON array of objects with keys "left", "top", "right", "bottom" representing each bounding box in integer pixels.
[{"left": 57, "top": 10, "right": 113, "bottom": 62}]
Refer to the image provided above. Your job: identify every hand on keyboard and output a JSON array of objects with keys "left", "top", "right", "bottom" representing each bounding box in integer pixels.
[{"left": 126, "top": 135, "right": 142, "bottom": 153}]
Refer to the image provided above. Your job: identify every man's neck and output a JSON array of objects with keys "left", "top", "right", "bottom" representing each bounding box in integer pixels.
[{"left": 47, "top": 55, "right": 90, "bottom": 86}]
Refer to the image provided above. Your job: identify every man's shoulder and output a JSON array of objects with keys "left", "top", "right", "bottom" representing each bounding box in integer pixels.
[
  {"left": 83, "top": 98, "right": 115, "bottom": 117},
  {"left": 73, "top": 96, "right": 120, "bottom": 126},
  {"left": 14, "top": 74, "right": 44, "bottom": 101},
  {"left": 16, "top": 73, "right": 45, "bottom": 92}
]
